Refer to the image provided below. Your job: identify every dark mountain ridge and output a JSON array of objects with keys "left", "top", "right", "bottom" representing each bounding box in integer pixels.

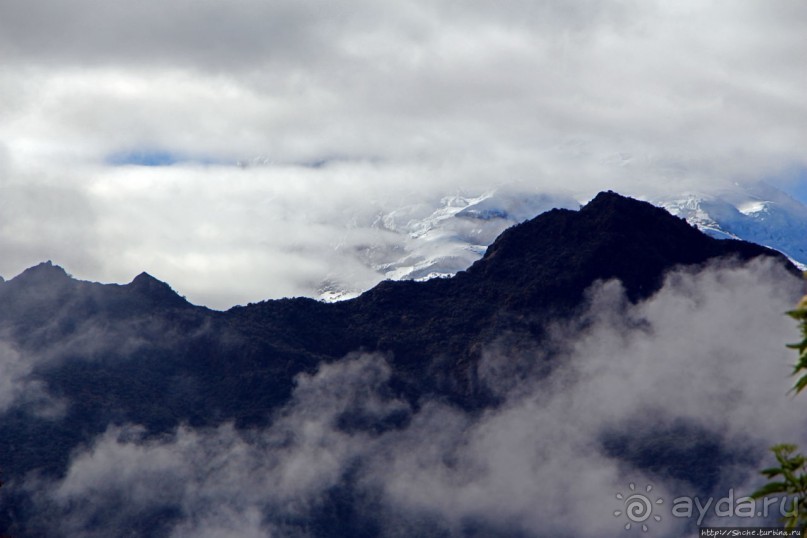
[
  {"left": 225, "top": 191, "right": 796, "bottom": 406},
  {"left": 0, "top": 191, "right": 800, "bottom": 536}
]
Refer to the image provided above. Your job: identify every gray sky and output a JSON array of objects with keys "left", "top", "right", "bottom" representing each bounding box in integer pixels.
[{"left": 1, "top": 0, "right": 805, "bottom": 307}]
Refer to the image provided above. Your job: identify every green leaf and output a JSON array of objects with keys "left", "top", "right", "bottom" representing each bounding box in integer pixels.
[
  {"left": 761, "top": 467, "right": 784, "bottom": 478},
  {"left": 752, "top": 481, "right": 789, "bottom": 498},
  {"left": 794, "top": 375, "right": 807, "bottom": 395}
]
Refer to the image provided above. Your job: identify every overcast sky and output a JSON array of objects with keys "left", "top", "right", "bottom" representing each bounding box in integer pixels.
[{"left": 1, "top": 0, "right": 805, "bottom": 307}]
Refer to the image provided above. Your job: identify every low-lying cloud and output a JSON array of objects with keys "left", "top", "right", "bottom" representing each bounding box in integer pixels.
[
  {"left": 0, "top": 337, "right": 65, "bottom": 419},
  {"left": 1, "top": 0, "right": 805, "bottom": 307},
  {"left": 24, "top": 258, "right": 806, "bottom": 537}
]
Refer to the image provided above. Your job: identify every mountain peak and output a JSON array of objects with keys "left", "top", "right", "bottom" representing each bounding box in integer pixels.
[
  {"left": 12, "top": 260, "right": 71, "bottom": 283},
  {"left": 585, "top": 189, "right": 624, "bottom": 205},
  {"left": 127, "top": 271, "right": 190, "bottom": 307},
  {"left": 468, "top": 190, "right": 794, "bottom": 304},
  {"left": 582, "top": 190, "right": 655, "bottom": 216},
  {"left": 580, "top": 191, "right": 697, "bottom": 231},
  {"left": 131, "top": 271, "right": 160, "bottom": 285}
]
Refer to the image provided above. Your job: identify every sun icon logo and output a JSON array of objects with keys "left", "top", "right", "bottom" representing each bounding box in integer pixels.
[{"left": 614, "top": 482, "right": 663, "bottom": 532}]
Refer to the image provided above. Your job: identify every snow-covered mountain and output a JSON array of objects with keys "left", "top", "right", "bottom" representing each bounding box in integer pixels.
[
  {"left": 317, "top": 190, "right": 580, "bottom": 301},
  {"left": 373, "top": 191, "right": 581, "bottom": 280},
  {"left": 657, "top": 182, "right": 807, "bottom": 270},
  {"left": 318, "top": 182, "right": 807, "bottom": 301}
]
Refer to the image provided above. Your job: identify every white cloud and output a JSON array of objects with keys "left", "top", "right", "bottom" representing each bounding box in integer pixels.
[
  {"left": 0, "top": 0, "right": 805, "bottom": 306},
  {"left": 34, "top": 353, "right": 405, "bottom": 537},
  {"left": 0, "top": 339, "right": 36, "bottom": 413},
  {"left": 0, "top": 337, "right": 65, "bottom": 418}
]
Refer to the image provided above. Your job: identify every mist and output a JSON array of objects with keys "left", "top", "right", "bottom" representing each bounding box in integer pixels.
[{"left": 17, "top": 257, "right": 803, "bottom": 537}]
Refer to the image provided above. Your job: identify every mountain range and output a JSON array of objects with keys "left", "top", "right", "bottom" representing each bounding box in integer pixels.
[
  {"left": 320, "top": 182, "right": 806, "bottom": 301},
  {"left": 0, "top": 191, "right": 802, "bottom": 537}
]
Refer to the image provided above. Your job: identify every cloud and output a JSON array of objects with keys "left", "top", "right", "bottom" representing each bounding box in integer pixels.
[
  {"left": 0, "top": 0, "right": 805, "bottom": 306},
  {"left": 0, "top": 1, "right": 355, "bottom": 71},
  {"left": 0, "top": 337, "right": 65, "bottom": 418},
  {"left": 362, "top": 260, "right": 806, "bottom": 537},
  {"left": 28, "top": 258, "right": 807, "bottom": 537},
  {"left": 30, "top": 353, "right": 407, "bottom": 537},
  {"left": 0, "top": 286, "right": 207, "bottom": 418},
  {"left": 0, "top": 339, "right": 37, "bottom": 413}
]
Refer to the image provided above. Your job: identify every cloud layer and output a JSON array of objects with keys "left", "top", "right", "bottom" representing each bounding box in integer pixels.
[
  {"left": 1, "top": 0, "right": 806, "bottom": 307},
  {"left": 21, "top": 259, "right": 806, "bottom": 537}
]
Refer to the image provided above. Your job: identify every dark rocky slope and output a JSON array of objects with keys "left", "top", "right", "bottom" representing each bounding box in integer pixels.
[{"left": 0, "top": 191, "right": 798, "bottom": 535}]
